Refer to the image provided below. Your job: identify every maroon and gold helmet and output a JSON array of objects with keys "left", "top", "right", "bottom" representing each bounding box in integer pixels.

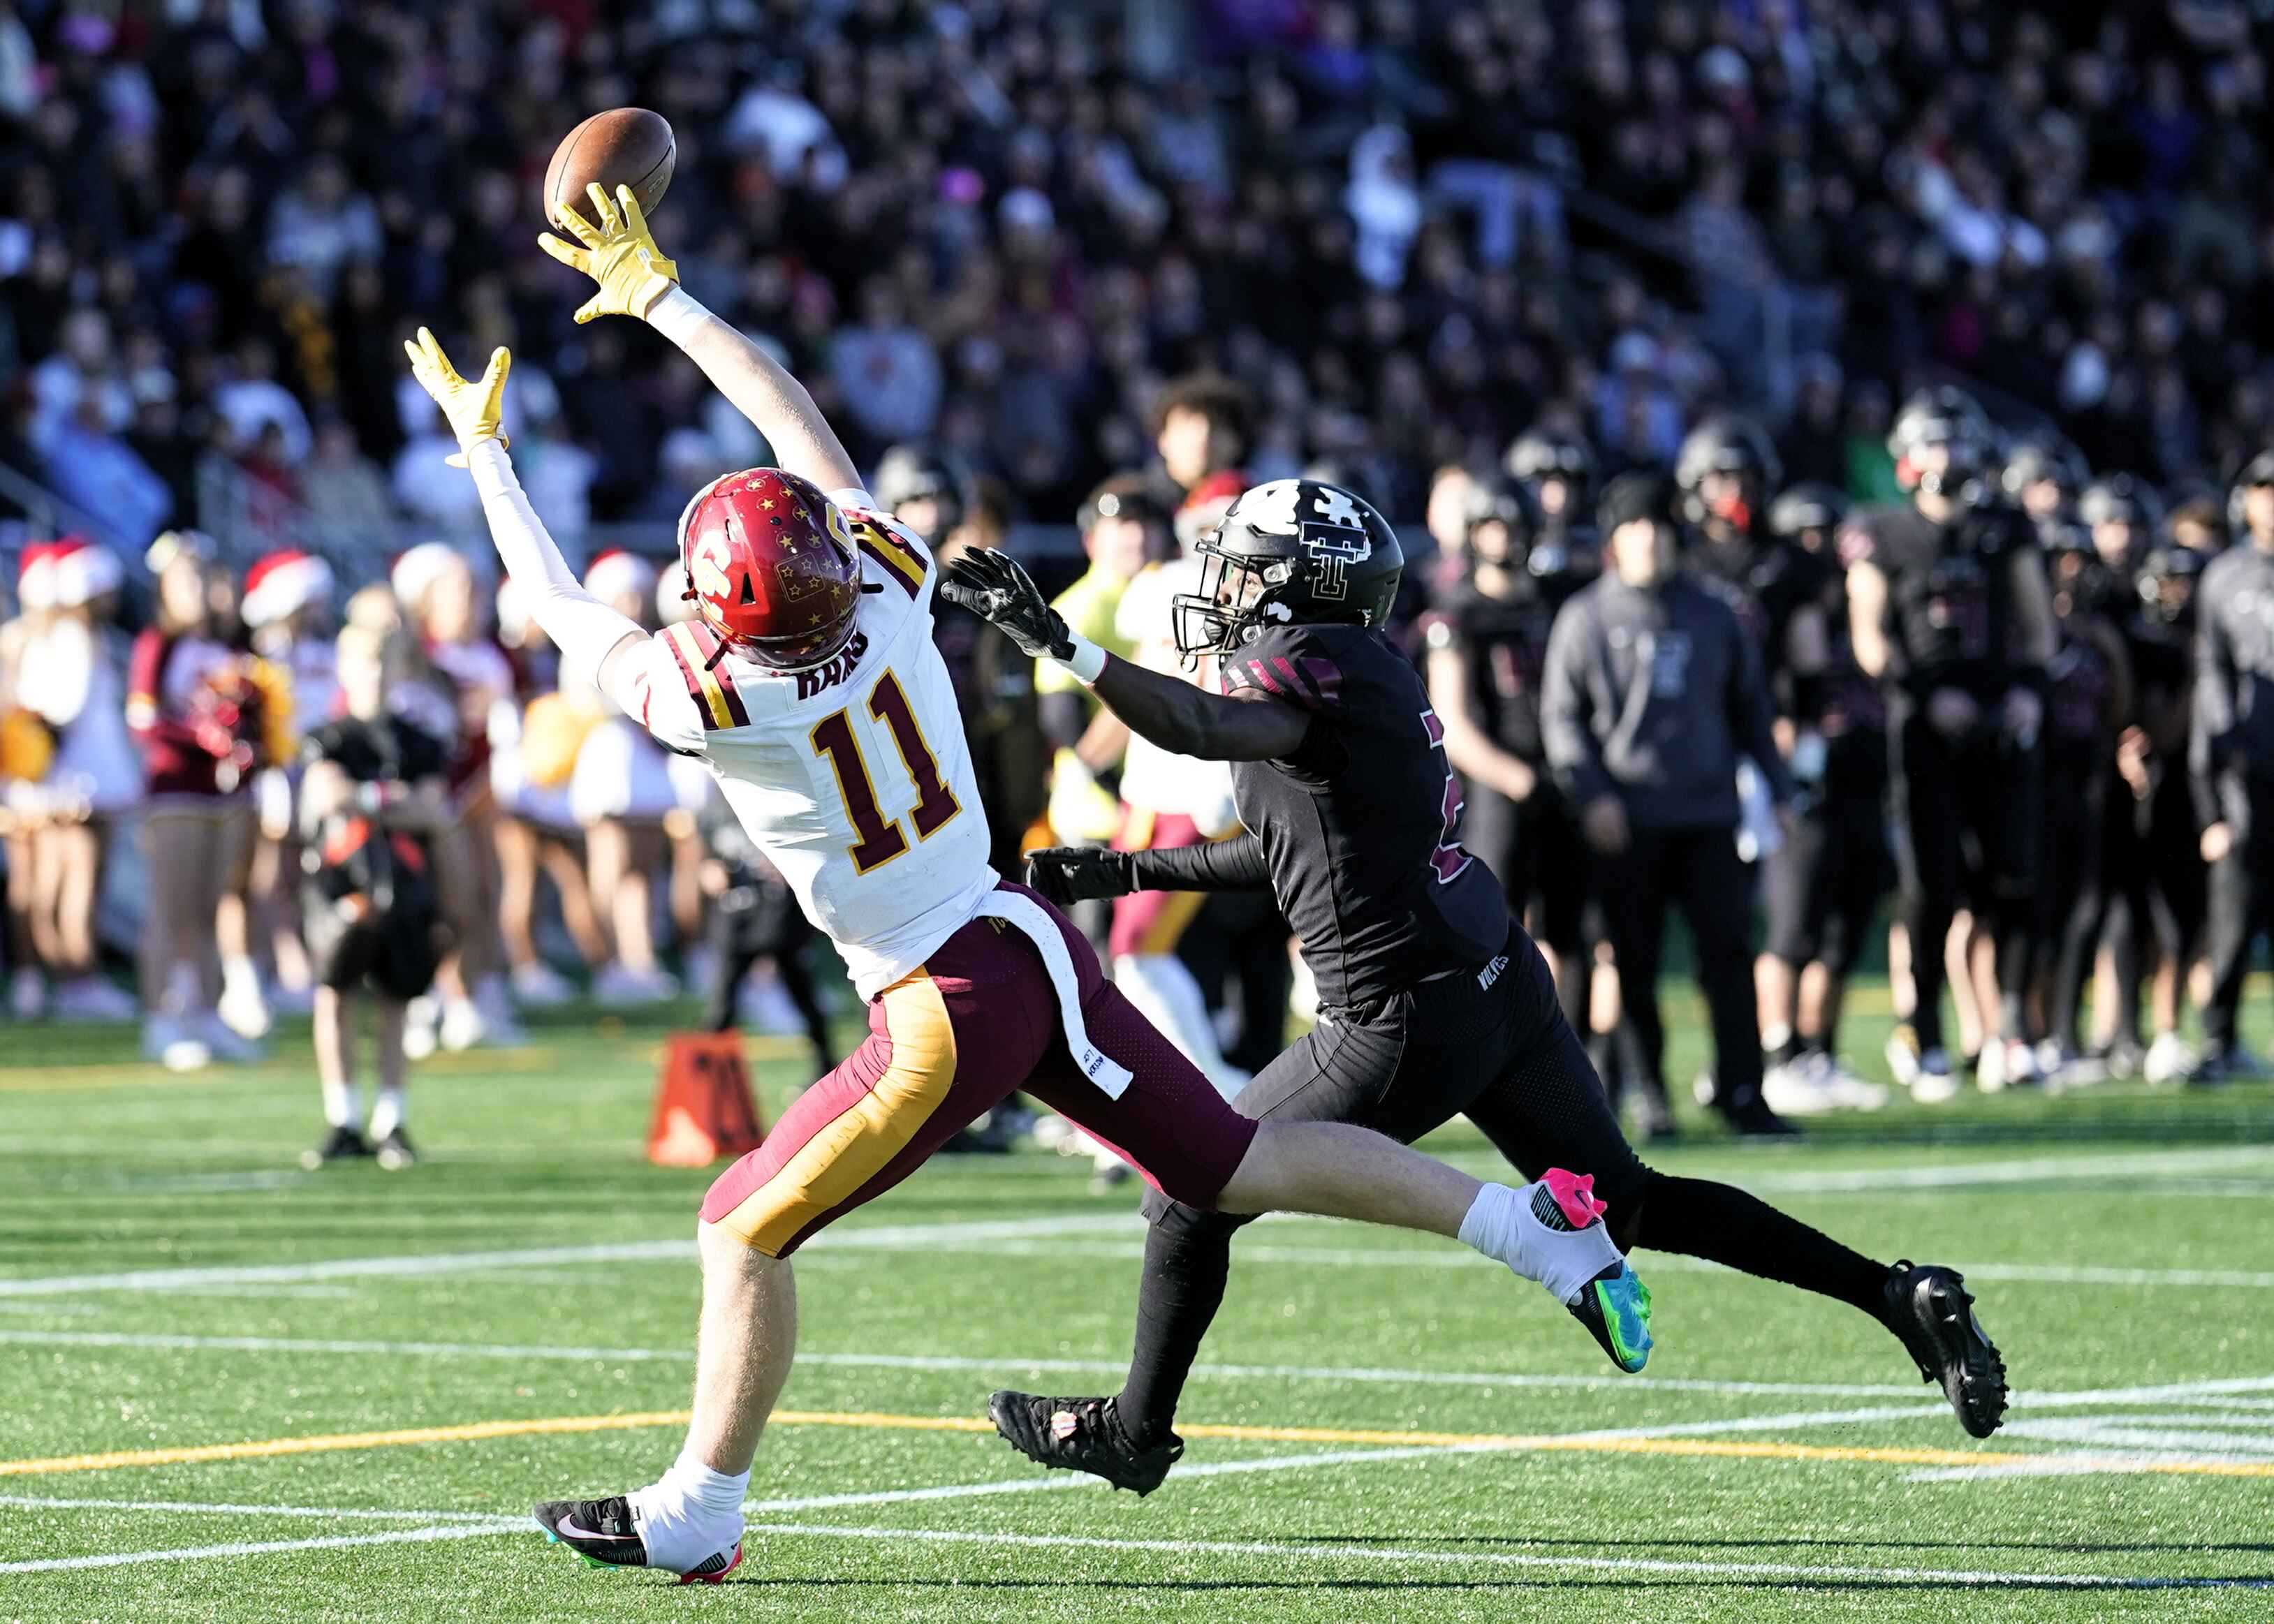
[{"left": 675, "top": 468, "right": 866, "bottom": 670}]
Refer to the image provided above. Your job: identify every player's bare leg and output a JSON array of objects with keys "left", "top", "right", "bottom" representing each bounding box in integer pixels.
[{"left": 534, "top": 1223, "right": 788, "bottom": 1582}]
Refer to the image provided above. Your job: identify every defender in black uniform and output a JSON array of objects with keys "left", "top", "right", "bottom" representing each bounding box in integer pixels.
[
  {"left": 1847, "top": 388, "right": 2057, "bottom": 1099},
  {"left": 942, "top": 478, "right": 2008, "bottom": 1494},
  {"left": 1422, "top": 475, "right": 1592, "bottom": 1034}
]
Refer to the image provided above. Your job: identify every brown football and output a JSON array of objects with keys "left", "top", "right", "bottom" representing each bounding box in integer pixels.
[{"left": 543, "top": 108, "right": 676, "bottom": 230}]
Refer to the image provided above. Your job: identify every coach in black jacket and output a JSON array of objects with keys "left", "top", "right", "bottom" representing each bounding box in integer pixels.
[{"left": 1543, "top": 472, "right": 1795, "bottom": 1136}]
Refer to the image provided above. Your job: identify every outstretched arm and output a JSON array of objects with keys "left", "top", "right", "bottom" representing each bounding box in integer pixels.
[
  {"left": 939, "top": 549, "right": 1313, "bottom": 761},
  {"left": 1088, "top": 654, "right": 1312, "bottom": 762},
  {"left": 539, "top": 183, "right": 858, "bottom": 494},
  {"left": 402, "top": 327, "right": 647, "bottom": 710}
]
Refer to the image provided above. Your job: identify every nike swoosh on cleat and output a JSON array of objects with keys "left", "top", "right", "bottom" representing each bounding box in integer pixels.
[{"left": 557, "top": 1518, "right": 619, "bottom": 1543}]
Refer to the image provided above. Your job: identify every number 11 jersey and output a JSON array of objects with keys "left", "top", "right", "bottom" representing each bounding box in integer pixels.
[{"left": 618, "top": 498, "right": 995, "bottom": 998}]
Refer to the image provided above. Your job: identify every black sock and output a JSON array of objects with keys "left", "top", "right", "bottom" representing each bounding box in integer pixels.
[
  {"left": 1796, "top": 1031, "right": 1829, "bottom": 1057},
  {"left": 1117, "top": 1210, "right": 1236, "bottom": 1447},
  {"left": 1770, "top": 1033, "right": 1804, "bottom": 1065},
  {"left": 1634, "top": 1174, "right": 1889, "bottom": 1319}
]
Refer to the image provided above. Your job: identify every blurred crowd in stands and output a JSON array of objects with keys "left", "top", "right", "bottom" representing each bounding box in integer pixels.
[{"left": 6, "top": 0, "right": 2274, "bottom": 1144}]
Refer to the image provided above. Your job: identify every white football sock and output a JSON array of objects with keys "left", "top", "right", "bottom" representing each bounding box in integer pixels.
[
  {"left": 631, "top": 1449, "right": 747, "bottom": 1572},
  {"left": 321, "top": 1076, "right": 362, "bottom": 1132},
  {"left": 1458, "top": 1179, "right": 1625, "bottom": 1306},
  {"left": 368, "top": 1083, "right": 406, "bottom": 1141}
]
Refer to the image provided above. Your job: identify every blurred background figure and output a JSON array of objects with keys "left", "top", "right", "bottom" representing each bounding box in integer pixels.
[
  {"left": 571, "top": 549, "right": 680, "bottom": 1009},
  {"left": 130, "top": 531, "right": 276, "bottom": 1070},
  {"left": 1543, "top": 473, "right": 1794, "bottom": 1139},
  {"left": 298, "top": 620, "right": 448, "bottom": 1171},
  {"left": 390, "top": 543, "right": 522, "bottom": 1052}
]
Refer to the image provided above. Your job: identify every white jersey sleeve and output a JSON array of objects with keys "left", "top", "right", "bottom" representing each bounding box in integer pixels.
[{"left": 614, "top": 629, "right": 716, "bottom": 758}]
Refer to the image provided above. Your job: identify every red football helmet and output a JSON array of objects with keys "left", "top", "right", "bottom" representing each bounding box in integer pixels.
[{"left": 675, "top": 468, "right": 866, "bottom": 669}]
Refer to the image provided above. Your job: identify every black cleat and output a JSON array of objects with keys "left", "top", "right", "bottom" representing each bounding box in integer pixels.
[
  {"left": 300, "top": 1125, "right": 372, "bottom": 1170},
  {"left": 1722, "top": 1096, "right": 1803, "bottom": 1138},
  {"left": 532, "top": 1495, "right": 742, "bottom": 1584},
  {"left": 988, "top": 1392, "right": 1181, "bottom": 1496},
  {"left": 374, "top": 1128, "right": 418, "bottom": 1170},
  {"left": 1882, "top": 1262, "right": 2008, "bottom": 1438}
]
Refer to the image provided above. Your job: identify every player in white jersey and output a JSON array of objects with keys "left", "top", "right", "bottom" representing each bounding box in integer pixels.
[{"left": 402, "top": 181, "right": 1647, "bottom": 1582}]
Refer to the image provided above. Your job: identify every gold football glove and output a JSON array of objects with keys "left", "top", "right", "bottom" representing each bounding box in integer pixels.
[
  {"left": 538, "top": 182, "right": 680, "bottom": 324},
  {"left": 402, "top": 327, "right": 510, "bottom": 466}
]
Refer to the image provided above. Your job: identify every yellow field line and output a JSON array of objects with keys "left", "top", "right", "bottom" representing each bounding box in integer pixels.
[{"left": 8, "top": 1406, "right": 2273, "bottom": 1482}]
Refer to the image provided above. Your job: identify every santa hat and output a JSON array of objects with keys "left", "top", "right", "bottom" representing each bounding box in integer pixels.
[
  {"left": 16, "top": 541, "right": 57, "bottom": 610},
  {"left": 390, "top": 541, "right": 461, "bottom": 610},
  {"left": 50, "top": 538, "right": 123, "bottom": 607},
  {"left": 583, "top": 547, "right": 657, "bottom": 605},
  {"left": 655, "top": 558, "right": 695, "bottom": 626},
  {"left": 241, "top": 549, "right": 336, "bottom": 628},
  {"left": 1175, "top": 470, "right": 1247, "bottom": 552}
]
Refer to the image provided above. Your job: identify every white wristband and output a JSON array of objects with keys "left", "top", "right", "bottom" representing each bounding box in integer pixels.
[
  {"left": 646, "top": 286, "right": 710, "bottom": 344},
  {"left": 1061, "top": 633, "right": 1106, "bottom": 686}
]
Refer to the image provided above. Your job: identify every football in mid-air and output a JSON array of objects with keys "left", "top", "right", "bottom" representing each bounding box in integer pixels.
[{"left": 543, "top": 107, "right": 675, "bottom": 230}]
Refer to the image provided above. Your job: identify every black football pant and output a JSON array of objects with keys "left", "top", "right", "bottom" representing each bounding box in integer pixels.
[
  {"left": 2100, "top": 772, "right": 2208, "bottom": 1050},
  {"left": 1110, "top": 927, "right": 1893, "bottom": 1447},
  {"left": 1176, "top": 889, "right": 1293, "bottom": 1076},
  {"left": 2042, "top": 758, "right": 2111, "bottom": 1053},
  {"left": 2201, "top": 779, "right": 2274, "bottom": 1053},
  {"left": 1590, "top": 822, "right": 1763, "bottom": 1116},
  {"left": 703, "top": 873, "right": 834, "bottom": 1072},
  {"left": 1890, "top": 718, "right": 2042, "bottom": 1052},
  {"left": 1463, "top": 778, "right": 1591, "bottom": 1038}
]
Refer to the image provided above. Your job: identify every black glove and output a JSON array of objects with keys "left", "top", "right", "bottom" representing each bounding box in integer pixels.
[
  {"left": 939, "top": 549, "right": 1076, "bottom": 661},
  {"left": 1024, "top": 845, "right": 1137, "bottom": 905}
]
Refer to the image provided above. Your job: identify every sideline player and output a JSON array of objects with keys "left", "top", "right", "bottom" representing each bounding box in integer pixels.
[
  {"left": 407, "top": 183, "right": 1649, "bottom": 1582},
  {"left": 946, "top": 475, "right": 2008, "bottom": 1493}
]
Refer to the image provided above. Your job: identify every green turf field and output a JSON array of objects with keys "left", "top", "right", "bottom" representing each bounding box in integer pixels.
[{"left": 3, "top": 987, "right": 2273, "bottom": 1623}]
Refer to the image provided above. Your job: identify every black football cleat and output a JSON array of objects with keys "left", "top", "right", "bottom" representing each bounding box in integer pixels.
[
  {"left": 300, "top": 1125, "right": 372, "bottom": 1170},
  {"left": 988, "top": 1392, "right": 1181, "bottom": 1496},
  {"left": 1883, "top": 1262, "right": 2008, "bottom": 1438},
  {"left": 374, "top": 1128, "right": 417, "bottom": 1170},
  {"left": 534, "top": 1495, "right": 741, "bottom": 1584}
]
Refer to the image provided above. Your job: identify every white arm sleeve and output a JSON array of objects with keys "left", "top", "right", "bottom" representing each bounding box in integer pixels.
[{"left": 466, "top": 441, "right": 646, "bottom": 713}]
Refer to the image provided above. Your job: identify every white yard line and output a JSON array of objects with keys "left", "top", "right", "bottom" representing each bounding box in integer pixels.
[
  {"left": 0, "top": 1213, "right": 1133, "bottom": 1298},
  {"left": 740, "top": 1522, "right": 2274, "bottom": 1590},
  {"left": 7, "top": 1328, "right": 2269, "bottom": 1414},
  {"left": 0, "top": 1521, "right": 520, "bottom": 1575},
  {"left": 0, "top": 1494, "right": 515, "bottom": 1522},
  {"left": 8, "top": 1211, "right": 2271, "bottom": 1295}
]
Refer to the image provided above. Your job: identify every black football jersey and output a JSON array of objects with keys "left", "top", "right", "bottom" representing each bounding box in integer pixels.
[
  {"left": 1687, "top": 531, "right": 1833, "bottom": 718},
  {"left": 1218, "top": 622, "right": 1510, "bottom": 1010},
  {"left": 1421, "top": 577, "right": 1576, "bottom": 765},
  {"left": 1843, "top": 501, "right": 2039, "bottom": 704}
]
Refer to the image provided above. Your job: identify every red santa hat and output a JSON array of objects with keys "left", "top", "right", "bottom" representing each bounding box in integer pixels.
[
  {"left": 583, "top": 547, "right": 657, "bottom": 606},
  {"left": 49, "top": 537, "right": 123, "bottom": 607},
  {"left": 389, "top": 541, "right": 461, "bottom": 610},
  {"left": 1175, "top": 470, "right": 1247, "bottom": 552},
  {"left": 241, "top": 549, "right": 337, "bottom": 628},
  {"left": 16, "top": 541, "right": 57, "bottom": 610}
]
